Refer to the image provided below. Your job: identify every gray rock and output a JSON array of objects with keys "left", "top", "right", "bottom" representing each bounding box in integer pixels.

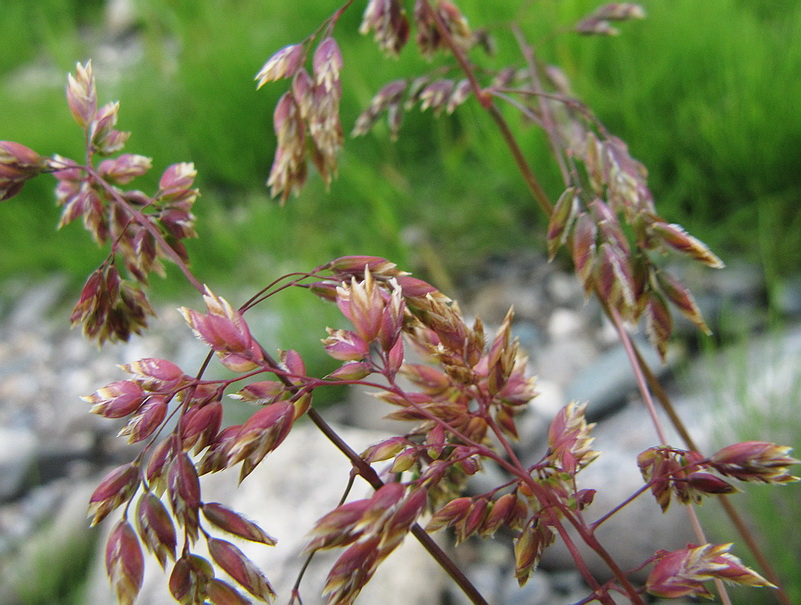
[
  {"left": 548, "top": 570, "right": 590, "bottom": 605},
  {"left": 546, "top": 272, "right": 585, "bottom": 308},
  {"left": 679, "top": 325, "right": 801, "bottom": 447},
  {"left": 105, "top": 0, "right": 138, "bottom": 36},
  {"left": 533, "top": 337, "right": 598, "bottom": 390},
  {"left": 547, "top": 308, "right": 586, "bottom": 338},
  {"left": 500, "top": 570, "right": 554, "bottom": 605},
  {"left": 0, "top": 426, "right": 37, "bottom": 501},
  {"left": 565, "top": 336, "right": 672, "bottom": 421},
  {"left": 470, "top": 282, "right": 544, "bottom": 325},
  {"left": 512, "top": 321, "right": 543, "bottom": 357},
  {"left": 4, "top": 275, "right": 67, "bottom": 330}
]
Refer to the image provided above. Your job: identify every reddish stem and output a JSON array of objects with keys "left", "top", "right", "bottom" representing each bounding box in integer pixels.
[
  {"left": 420, "top": 0, "right": 553, "bottom": 217},
  {"left": 307, "top": 407, "right": 489, "bottom": 605},
  {"left": 632, "top": 344, "right": 790, "bottom": 605},
  {"left": 86, "top": 166, "right": 206, "bottom": 293},
  {"left": 250, "top": 340, "right": 489, "bottom": 605}
]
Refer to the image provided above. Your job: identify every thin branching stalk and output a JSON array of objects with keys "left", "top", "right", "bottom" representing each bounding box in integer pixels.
[
  {"left": 632, "top": 344, "right": 791, "bottom": 605},
  {"left": 607, "top": 304, "right": 732, "bottom": 605},
  {"left": 420, "top": 0, "right": 554, "bottom": 217},
  {"left": 415, "top": 5, "right": 791, "bottom": 599},
  {"left": 307, "top": 407, "right": 490, "bottom": 605},
  {"left": 85, "top": 166, "right": 206, "bottom": 294},
  {"left": 512, "top": 25, "right": 570, "bottom": 185}
]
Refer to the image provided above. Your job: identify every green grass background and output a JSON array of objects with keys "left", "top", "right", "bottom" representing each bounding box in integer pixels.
[{"left": 2, "top": 0, "right": 800, "bottom": 292}]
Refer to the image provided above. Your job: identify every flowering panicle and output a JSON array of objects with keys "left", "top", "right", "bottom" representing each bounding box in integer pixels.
[
  {"left": 259, "top": 1, "right": 481, "bottom": 196},
  {"left": 202, "top": 502, "right": 277, "bottom": 546},
  {"left": 709, "top": 441, "right": 800, "bottom": 484},
  {"left": 227, "top": 401, "right": 296, "bottom": 482},
  {"left": 0, "top": 141, "right": 46, "bottom": 201},
  {"left": 105, "top": 521, "right": 145, "bottom": 605},
  {"left": 575, "top": 3, "right": 646, "bottom": 37},
  {"left": 543, "top": 129, "right": 725, "bottom": 359},
  {"left": 257, "top": 33, "right": 344, "bottom": 202},
  {"left": 352, "top": 74, "right": 473, "bottom": 140},
  {"left": 638, "top": 447, "right": 719, "bottom": 512},
  {"left": 180, "top": 286, "right": 266, "bottom": 372},
  {"left": 314, "top": 260, "right": 539, "bottom": 516},
  {"left": 305, "top": 483, "right": 427, "bottom": 603},
  {"left": 4, "top": 62, "right": 201, "bottom": 344},
  {"left": 267, "top": 91, "right": 308, "bottom": 201},
  {"left": 82, "top": 322, "right": 298, "bottom": 602},
  {"left": 254, "top": 44, "right": 305, "bottom": 89},
  {"left": 208, "top": 538, "right": 276, "bottom": 602},
  {"left": 69, "top": 264, "right": 156, "bottom": 344},
  {"left": 546, "top": 401, "right": 599, "bottom": 474},
  {"left": 638, "top": 442, "right": 798, "bottom": 512},
  {"left": 313, "top": 256, "right": 609, "bottom": 593},
  {"left": 513, "top": 515, "right": 555, "bottom": 586},
  {"left": 88, "top": 463, "right": 140, "bottom": 527},
  {"left": 413, "top": 0, "right": 473, "bottom": 58},
  {"left": 118, "top": 395, "right": 169, "bottom": 443},
  {"left": 351, "top": 80, "right": 409, "bottom": 140},
  {"left": 359, "top": 0, "right": 410, "bottom": 57},
  {"left": 646, "top": 543, "right": 774, "bottom": 599},
  {"left": 135, "top": 492, "right": 177, "bottom": 568}
]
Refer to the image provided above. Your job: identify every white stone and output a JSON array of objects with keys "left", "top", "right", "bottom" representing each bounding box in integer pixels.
[{"left": 547, "top": 309, "right": 584, "bottom": 338}]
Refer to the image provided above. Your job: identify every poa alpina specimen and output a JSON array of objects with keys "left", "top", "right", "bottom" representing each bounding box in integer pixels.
[{"left": 1, "top": 2, "right": 799, "bottom": 604}]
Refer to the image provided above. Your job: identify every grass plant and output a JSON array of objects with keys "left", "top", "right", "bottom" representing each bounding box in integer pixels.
[{"left": 1, "top": 2, "right": 800, "bottom": 604}]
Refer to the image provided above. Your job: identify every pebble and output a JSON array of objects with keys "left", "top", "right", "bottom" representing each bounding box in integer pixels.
[
  {"left": 565, "top": 335, "right": 670, "bottom": 421},
  {"left": 547, "top": 308, "right": 585, "bottom": 338},
  {"left": 0, "top": 426, "right": 37, "bottom": 501}
]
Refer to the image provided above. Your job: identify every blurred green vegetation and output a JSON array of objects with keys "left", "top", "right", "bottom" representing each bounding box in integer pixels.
[
  {"left": 2, "top": 0, "right": 800, "bottom": 295},
  {"left": 1, "top": 0, "right": 799, "bottom": 385}
]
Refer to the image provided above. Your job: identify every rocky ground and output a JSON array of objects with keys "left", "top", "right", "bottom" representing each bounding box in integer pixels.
[{"left": 1, "top": 252, "right": 799, "bottom": 605}]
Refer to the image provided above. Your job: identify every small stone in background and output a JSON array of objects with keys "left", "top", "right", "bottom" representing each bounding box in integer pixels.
[
  {"left": 565, "top": 336, "right": 670, "bottom": 421},
  {"left": 4, "top": 276, "right": 67, "bottom": 331},
  {"left": 533, "top": 338, "right": 598, "bottom": 391},
  {"left": 547, "top": 308, "right": 586, "bottom": 338},
  {"left": 105, "top": 0, "right": 138, "bottom": 37},
  {"left": 499, "top": 570, "right": 555, "bottom": 605},
  {"left": 0, "top": 426, "right": 37, "bottom": 502},
  {"left": 546, "top": 271, "right": 585, "bottom": 307}
]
